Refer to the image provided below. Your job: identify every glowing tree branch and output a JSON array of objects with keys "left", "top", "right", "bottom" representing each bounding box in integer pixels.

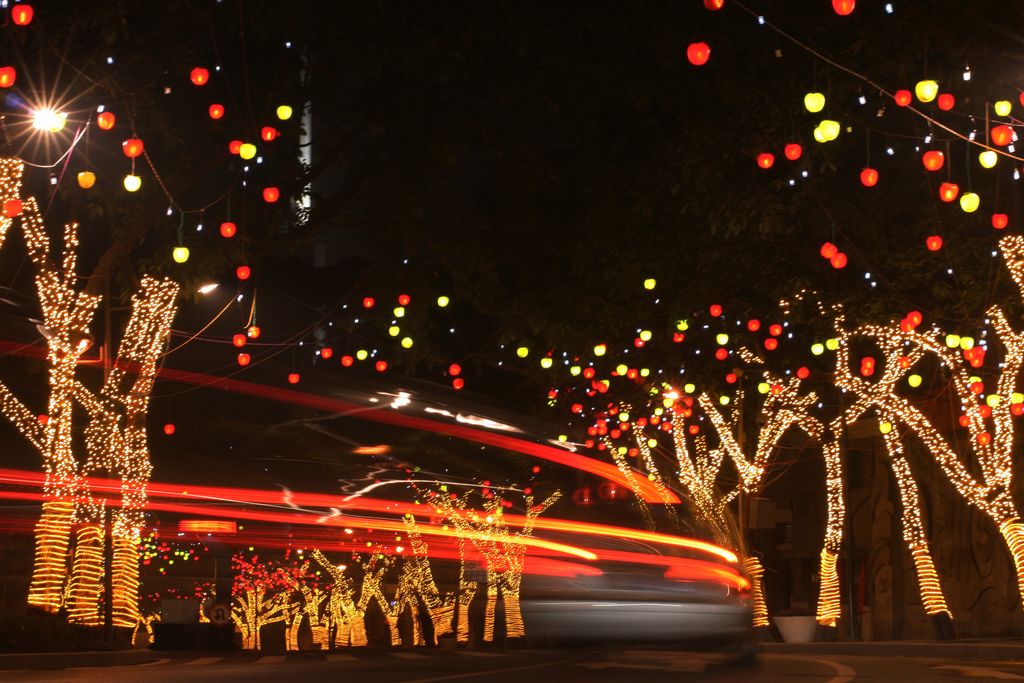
[{"left": 399, "top": 514, "right": 457, "bottom": 644}]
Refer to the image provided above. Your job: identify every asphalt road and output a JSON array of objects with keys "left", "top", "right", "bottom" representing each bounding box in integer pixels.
[{"left": 5, "top": 649, "right": 1024, "bottom": 682}]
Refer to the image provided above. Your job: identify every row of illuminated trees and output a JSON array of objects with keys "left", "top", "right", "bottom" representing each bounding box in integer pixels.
[{"left": 587, "top": 233, "right": 1024, "bottom": 635}]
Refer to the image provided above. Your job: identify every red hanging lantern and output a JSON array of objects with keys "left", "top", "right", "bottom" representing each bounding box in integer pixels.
[
  {"left": 11, "top": 5, "right": 33, "bottom": 26},
  {"left": 907, "top": 310, "right": 923, "bottom": 327},
  {"left": 190, "top": 67, "right": 210, "bottom": 86},
  {"left": 452, "top": 377, "right": 465, "bottom": 390},
  {"left": 449, "top": 363, "right": 462, "bottom": 376},
  {"left": 260, "top": 126, "right": 278, "bottom": 142},
  {"left": 893, "top": 90, "right": 912, "bottom": 107},
  {"left": 938, "top": 182, "right": 959, "bottom": 202},
  {"left": 228, "top": 139, "right": 243, "bottom": 155},
  {"left": 287, "top": 372, "right": 300, "bottom": 384},
  {"left": 993, "top": 213, "right": 1009, "bottom": 230},
  {"left": 237, "top": 353, "right": 251, "bottom": 366},
  {"left": 362, "top": 296, "right": 375, "bottom": 308},
  {"left": 926, "top": 235, "right": 943, "bottom": 251},
  {"left": 0, "top": 66, "right": 16, "bottom": 88},
  {"left": 992, "top": 125, "right": 1014, "bottom": 146},
  {"left": 796, "top": 366, "right": 810, "bottom": 379},
  {"left": 769, "top": 324, "right": 783, "bottom": 337},
  {"left": 714, "top": 347, "right": 728, "bottom": 361},
  {"left": 832, "top": 0, "right": 855, "bottom": 15},
  {"left": 232, "top": 334, "right": 247, "bottom": 348},
  {"left": 320, "top": 347, "right": 333, "bottom": 359},
  {"left": 208, "top": 104, "right": 225, "bottom": 119},
  {"left": 921, "top": 150, "right": 944, "bottom": 171},
  {"left": 703, "top": 0, "right": 725, "bottom": 9},
  {"left": 783, "top": 143, "right": 802, "bottom": 161},
  {"left": 830, "top": 252, "right": 848, "bottom": 269},
  {"left": 93, "top": 111, "right": 114, "bottom": 131},
  {"left": 709, "top": 304, "right": 722, "bottom": 316},
  {"left": 163, "top": 423, "right": 175, "bottom": 435},
  {"left": 122, "top": 138, "right": 144, "bottom": 158},
  {"left": 262, "top": 187, "right": 280, "bottom": 203},
  {"left": 859, "top": 167, "right": 879, "bottom": 186},
  {"left": 756, "top": 153, "right": 775, "bottom": 169},
  {"left": 4, "top": 199, "right": 22, "bottom": 217},
  {"left": 686, "top": 42, "right": 711, "bottom": 66},
  {"left": 219, "top": 221, "right": 236, "bottom": 238},
  {"left": 397, "top": 293, "right": 411, "bottom": 306},
  {"left": 820, "top": 241, "right": 838, "bottom": 259},
  {"left": 936, "top": 93, "right": 955, "bottom": 111},
  {"left": 375, "top": 360, "right": 388, "bottom": 372},
  {"left": 764, "top": 338, "right": 779, "bottom": 351},
  {"left": 247, "top": 325, "right": 261, "bottom": 339},
  {"left": 341, "top": 355, "right": 354, "bottom": 367},
  {"left": 747, "top": 319, "right": 761, "bottom": 332},
  {"left": 235, "top": 265, "right": 251, "bottom": 280}
]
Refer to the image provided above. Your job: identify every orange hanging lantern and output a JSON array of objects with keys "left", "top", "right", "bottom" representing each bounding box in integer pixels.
[
  {"left": 921, "top": 150, "right": 944, "bottom": 171},
  {"left": 97, "top": 111, "right": 115, "bottom": 129},
  {"left": 860, "top": 168, "right": 878, "bottom": 186},
  {"left": 991, "top": 125, "right": 1014, "bottom": 146},
  {"left": 784, "top": 143, "right": 802, "bottom": 160},
  {"left": 830, "top": 251, "right": 848, "bottom": 269},
  {"left": 262, "top": 187, "right": 280, "bottom": 203},
  {"left": 247, "top": 325, "right": 261, "bottom": 339},
  {"left": 893, "top": 89, "right": 912, "bottom": 107},
  {"left": 926, "top": 235, "right": 943, "bottom": 251},
  {"left": 832, "top": 0, "right": 855, "bottom": 15},
  {"left": 686, "top": 42, "right": 711, "bottom": 66},
  {"left": 288, "top": 372, "right": 300, "bottom": 384},
  {"left": 236, "top": 265, "right": 251, "bottom": 280},
  {"left": 756, "top": 152, "right": 774, "bottom": 169},
  {"left": 936, "top": 93, "right": 955, "bottom": 111},
  {"left": 4, "top": 199, "right": 23, "bottom": 217},
  {"left": 122, "top": 138, "right": 144, "bottom": 158},
  {"left": 237, "top": 353, "right": 251, "bottom": 366},
  {"left": 260, "top": 126, "right": 278, "bottom": 142},
  {"left": 938, "top": 182, "right": 959, "bottom": 202},
  {"left": 190, "top": 67, "right": 209, "bottom": 86},
  {"left": 320, "top": 347, "right": 333, "bottom": 360},
  {"left": 208, "top": 104, "right": 225, "bottom": 119},
  {"left": 11, "top": 4, "right": 33, "bottom": 26},
  {"left": 232, "top": 334, "right": 246, "bottom": 348},
  {"left": 219, "top": 221, "right": 236, "bottom": 238},
  {"left": 993, "top": 213, "right": 1009, "bottom": 230},
  {"left": 820, "top": 241, "right": 838, "bottom": 259},
  {"left": 0, "top": 66, "right": 16, "bottom": 88}
]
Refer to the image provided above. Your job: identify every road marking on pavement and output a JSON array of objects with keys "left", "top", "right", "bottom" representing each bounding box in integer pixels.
[
  {"left": 575, "top": 660, "right": 709, "bottom": 673},
  {"left": 183, "top": 657, "right": 223, "bottom": 666},
  {"left": 934, "top": 664, "right": 1024, "bottom": 680},
  {"left": 456, "top": 650, "right": 502, "bottom": 657},
  {"left": 134, "top": 658, "right": 172, "bottom": 667},
  {"left": 256, "top": 655, "right": 286, "bottom": 664},
  {"left": 391, "top": 651, "right": 430, "bottom": 659},
  {"left": 402, "top": 657, "right": 579, "bottom": 683},
  {"left": 327, "top": 653, "right": 357, "bottom": 662},
  {"left": 767, "top": 654, "right": 855, "bottom": 683}
]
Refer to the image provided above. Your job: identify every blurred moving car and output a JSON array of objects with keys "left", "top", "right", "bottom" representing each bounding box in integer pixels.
[{"left": 519, "top": 532, "right": 754, "bottom": 659}]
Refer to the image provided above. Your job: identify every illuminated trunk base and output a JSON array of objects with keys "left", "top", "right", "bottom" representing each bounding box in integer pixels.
[
  {"left": 999, "top": 519, "right": 1024, "bottom": 604},
  {"left": 742, "top": 556, "right": 769, "bottom": 628},
  {"left": 27, "top": 500, "right": 75, "bottom": 613},
  {"left": 816, "top": 548, "right": 841, "bottom": 627},
  {"left": 910, "top": 545, "right": 951, "bottom": 617},
  {"left": 111, "top": 537, "right": 141, "bottom": 628},
  {"left": 67, "top": 524, "right": 104, "bottom": 625}
]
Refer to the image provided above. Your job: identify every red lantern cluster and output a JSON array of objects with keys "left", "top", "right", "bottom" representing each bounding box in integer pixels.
[
  {"left": 860, "top": 356, "right": 875, "bottom": 377},
  {"left": 686, "top": 42, "right": 711, "bottom": 66},
  {"left": 964, "top": 346, "right": 985, "bottom": 369},
  {"left": 820, "top": 241, "right": 847, "bottom": 269},
  {"left": 4, "top": 199, "right": 23, "bottom": 217}
]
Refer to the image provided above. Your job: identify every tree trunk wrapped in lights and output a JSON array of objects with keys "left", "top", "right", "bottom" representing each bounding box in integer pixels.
[
  {"left": 66, "top": 523, "right": 104, "bottom": 624},
  {"left": 831, "top": 236, "right": 1024, "bottom": 612},
  {"left": 432, "top": 490, "right": 560, "bottom": 641},
  {"left": 395, "top": 515, "right": 457, "bottom": 645},
  {"left": 311, "top": 549, "right": 390, "bottom": 648}
]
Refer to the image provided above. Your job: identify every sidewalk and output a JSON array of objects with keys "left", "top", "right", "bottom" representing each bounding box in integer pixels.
[
  {"left": 761, "top": 638, "right": 1024, "bottom": 661},
  {"left": 0, "top": 649, "right": 159, "bottom": 670}
]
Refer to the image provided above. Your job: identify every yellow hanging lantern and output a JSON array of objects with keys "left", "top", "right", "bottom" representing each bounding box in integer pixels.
[
  {"left": 643, "top": 278, "right": 656, "bottom": 290},
  {"left": 914, "top": 80, "right": 939, "bottom": 102},
  {"left": 172, "top": 246, "right": 190, "bottom": 263},
  {"left": 516, "top": 346, "right": 529, "bottom": 358},
  {"left": 540, "top": 357, "right": 553, "bottom": 369},
  {"left": 804, "top": 92, "right": 826, "bottom": 113},
  {"left": 979, "top": 150, "right": 998, "bottom": 169},
  {"left": 400, "top": 337, "right": 413, "bottom": 349},
  {"left": 959, "top": 192, "right": 980, "bottom": 213},
  {"left": 908, "top": 374, "right": 922, "bottom": 388},
  {"left": 123, "top": 174, "right": 141, "bottom": 192},
  {"left": 239, "top": 143, "right": 257, "bottom": 160},
  {"left": 276, "top": 105, "right": 293, "bottom": 120},
  {"left": 77, "top": 171, "right": 96, "bottom": 189},
  {"left": 994, "top": 100, "right": 1012, "bottom": 117}
]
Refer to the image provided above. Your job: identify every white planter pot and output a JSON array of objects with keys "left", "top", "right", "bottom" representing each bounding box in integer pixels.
[{"left": 774, "top": 615, "right": 817, "bottom": 643}]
